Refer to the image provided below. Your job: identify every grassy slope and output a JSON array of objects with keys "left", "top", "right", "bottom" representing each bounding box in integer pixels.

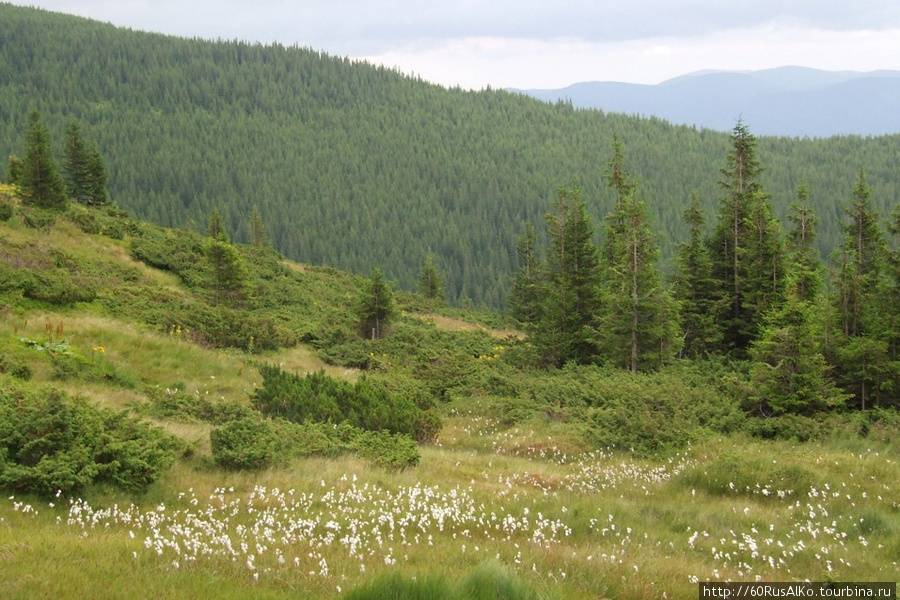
[{"left": 1, "top": 208, "right": 899, "bottom": 599}]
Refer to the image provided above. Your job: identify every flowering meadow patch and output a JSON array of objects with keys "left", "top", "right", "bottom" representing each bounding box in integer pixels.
[{"left": 2, "top": 442, "right": 897, "bottom": 598}]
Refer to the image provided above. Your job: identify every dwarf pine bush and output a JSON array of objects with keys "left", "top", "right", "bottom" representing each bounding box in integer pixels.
[
  {"left": 251, "top": 365, "right": 439, "bottom": 440},
  {"left": 0, "top": 383, "right": 179, "bottom": 497}
]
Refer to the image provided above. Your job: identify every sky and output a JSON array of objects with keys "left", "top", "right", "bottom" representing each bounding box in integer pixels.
[{"left": 8, "top": 1, "right": 900, "bottom": 89}]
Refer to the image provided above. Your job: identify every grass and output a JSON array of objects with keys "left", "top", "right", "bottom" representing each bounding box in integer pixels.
[
  {"left": 2, "top": 210, "right": 899, "bottom": 599},
  {"left": 2, "top": 425, "right": 898, "bottom": 600},
  {"left": 2, "top": 309, "right": 898, "bottom": 599}
]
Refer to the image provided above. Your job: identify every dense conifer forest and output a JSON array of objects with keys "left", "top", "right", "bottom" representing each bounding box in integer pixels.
[{"left": 1, "top": 3, "right": 899, "bottom": 309}]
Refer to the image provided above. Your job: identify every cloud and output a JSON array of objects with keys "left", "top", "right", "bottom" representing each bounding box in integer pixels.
[
  {"left": 20, "top": 0, "right": 900, "bottom": 48},
  {"left": 362, "top": 23, "right": 900, "bottom": 89},
  {"left": 10, "top": 0, "right": 900, "bottom": 88}
]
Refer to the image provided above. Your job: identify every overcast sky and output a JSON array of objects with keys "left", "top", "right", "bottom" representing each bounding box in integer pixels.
[{"left": 9, "top": 1, "right": 900, "bottom": 89}]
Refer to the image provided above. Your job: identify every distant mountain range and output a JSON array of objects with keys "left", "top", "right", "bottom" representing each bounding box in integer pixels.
[{"left": 511, "top": 67, "right": 900, "bottom": 138}]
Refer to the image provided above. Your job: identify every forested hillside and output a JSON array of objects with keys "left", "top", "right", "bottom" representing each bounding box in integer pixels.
[{"left": 1, "top": 3, "right": 899, "bottom": 307}]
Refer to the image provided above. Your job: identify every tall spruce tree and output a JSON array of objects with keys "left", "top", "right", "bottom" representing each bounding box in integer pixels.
[
  {"left": 63, "top": 120, "right": 91, "bottom": 204},
  {"left": 672, "top": 193, "right": 721, "bottom": 357},
  {"left": 708, "top": 120, "right": 782, "bottom": 357},
  {"left": 786, "top": 182, "right": 823, "bottom": 303},
  {"left": 534, "top": 184, "right": 602, "bottom": 367},
  {"left": 19, "top": 109, "right": 67, "bottom": 210},
  {"left": 597, "top": 141, "right": 681, "bottom": 372},
  {"left": 828, "top": 170, "right": 895, "bottom": 409},
  {"left": 84, "top": 139, "right": 110, "bottom": 205},
  {"left": 886, "top": 205, "right": 900, "bottom": 366},
  {"left": 62, "top": 119, "right": 108, "bottom": 206},
  {"left": 749, "top": 194, "right": 846, "bottom": 416}
]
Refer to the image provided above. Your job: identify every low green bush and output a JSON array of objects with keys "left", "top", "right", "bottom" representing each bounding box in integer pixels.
[
  {"left": 0, "top": 354, "right": 32, "bottom": 380},
  {"left": 11, "top": 267, "right": 97, "bottom": 305},
  {"left": 745, "top": 414, "right": 821, "bottom": 442},
  {"left": 350, "top": 430, "right": 420, "bottom": 469},
  {"left": 519, "top": 363, "right": 745, "bottom": 457},
  {"left": 210, "top": 416, "right": 278, "bottom": 470},
  {"left": 0, "top": 384, "right": 179, "bottom": 497},
  {"left": 144, "top": 388, "right": 253, "bottom": 424},
  {"left": 252, "top": 365, "right": 439, "bottom": 441},
  {"left": 209, "top": 416, "right": 421, "bottom": 470}
]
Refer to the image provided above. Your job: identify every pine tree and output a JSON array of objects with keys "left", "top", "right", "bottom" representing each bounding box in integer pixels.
[
  {"left": 534, "top": 184, "right": 602, "bottom": 366},
  {"left": 19, "top": 109, "right": 67, "bottom": 210},
  {"left": 708, "top": 120, "right": 781, "bottom": 357},
  {"left": 672, "top": 193, "right": 721, "bottom": 357},
  {"left": 417, "top": 254, "right": 445, "bottom": 304},
  {"left": 507, "top": 222, "right": 544, "bottom": 324},
  {"left": 358, "top": 267, "right": 395, "bottom": 340}
]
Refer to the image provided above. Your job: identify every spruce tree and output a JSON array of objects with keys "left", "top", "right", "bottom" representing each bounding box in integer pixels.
[
  {"left": 358, "top": 268, "right": 395, "bottom": 340},
  {"left": 597, "top": 141, "right": 681, "bottom": 372},
  {"left": 886, "top": 205, "right": 900, "bottom": 368},
  {"left": 207, "top": 207, "right": 228, "bottom": 241},
  {"left": 507, "top": 222, "right": 544, "bottom": 324},
  {"left": 828, "top": 170, "right": 894, "bottom": 409},
  {"left": 63, "top": 119, "right": 91, "bottom": 204},
  {"left": 672, "top": 193, "right": 721, "bottom": 357},
  {"left": 249, "top": 204, "right": 270, "bottom": 248},
  {"left": 535, "top": 184, "right": 602, "bottom": 367},
  {"left": 749, "top": 194, "right": 846, "bottom": 416},
  {"left": 708, "top": 120, "right": 781, "bottom": 357},
  {"left": 204, "top": 237, "right": 248, "bottom": 307},
  {"left": 19, "top": 109, "right": 67, "bottom": 210},
  {"left": 84, "top": 139, "right": 110, "bottom": 205},
  {"left": 203, "top": 208, "right": 247, "bottom": 306},
  {"left": 417, "top": 254, "right": 445, "bottom": 304},
  {"left": 786, "top": 182, "right": 822, "bottom": 303},
  {"left": 5, "top": 155, "right": 24, "bottom": 186}
]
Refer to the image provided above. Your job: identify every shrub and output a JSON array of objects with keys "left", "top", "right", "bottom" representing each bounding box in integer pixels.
[
  {"left": 21, "top": 207, "right": 56, "bottom": 230},
  {"left": 17, "top": 268, "right": 96, "bottom": 305},
  {"left": 0, "top": 385, "right": 178, "bottom": 497},
  {"left": 144, "top": 388, "right": 253, "bottom": 424},
  {"left": 251, "top": 365, "right": 439, "bottom": 441},
  {"left": 522, "top": 363, "right": 745, "bottom": 457},
  {"left": 350, "top": 430, "right": 420, "bottom": 469},
  {"left": 209, "top": 416, "right": 278, "bottom": 470},
  {"left": 0, "top": 201, "right": 12, "bottom": 222},
  {"left": 0, "top": 354, "right": 32, "bottom": 380},
  {"left": 745, "top": 414, "right": 821, "bottom": 442}
]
